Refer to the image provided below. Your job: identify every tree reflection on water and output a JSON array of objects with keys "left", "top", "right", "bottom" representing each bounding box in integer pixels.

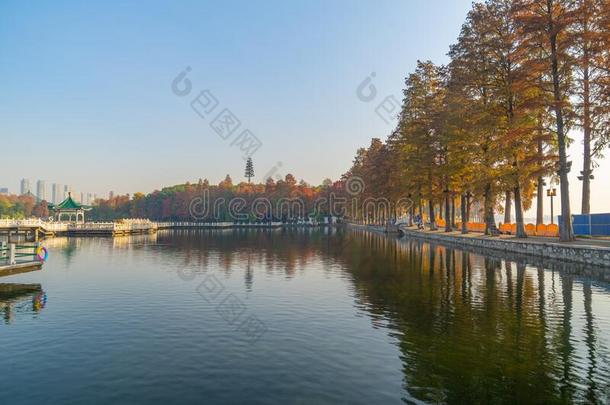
[
  {"left": 339, "top": 229, "right": 610, "bottom": 404},
  {"left": 42, "top": 228, "right": 610, "bottom": 403}
]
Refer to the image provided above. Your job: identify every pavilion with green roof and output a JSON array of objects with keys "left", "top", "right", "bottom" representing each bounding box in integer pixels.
[{"left": 49, "top": 192, "right": 91, "bottom": 223}]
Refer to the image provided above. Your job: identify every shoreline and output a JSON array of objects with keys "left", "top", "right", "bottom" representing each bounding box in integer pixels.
[{"left": 347, "top": 223, "right": 610, "bottom": 269}]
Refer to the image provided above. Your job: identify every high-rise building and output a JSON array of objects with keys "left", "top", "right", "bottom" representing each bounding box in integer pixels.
[
  {"left": 20, "top": 178, "right": 31, "bottom": 195},
  {"left": 109, "top": 191, "right": 114, "bottom": 200},
  {"left": 36, "top": 180, "right": 46, "bottom": 202},
  {"left": 52, "top": 183, "right": 63, "bottom": 204},
  {"left": 64, "top": 185, "right": 72, "bottom": 199},
  {"left": 0, "top": 187, "right": 8, "bottom": 195}
]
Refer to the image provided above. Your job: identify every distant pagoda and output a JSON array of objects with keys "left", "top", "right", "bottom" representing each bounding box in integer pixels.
[{"left": 49, "top": 192, "right": 91, "bottom": 223}]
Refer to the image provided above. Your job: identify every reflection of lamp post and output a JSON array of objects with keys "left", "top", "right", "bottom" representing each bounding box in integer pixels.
[{"left": 547, "top": 188, "right": 557, "bottom": 224}]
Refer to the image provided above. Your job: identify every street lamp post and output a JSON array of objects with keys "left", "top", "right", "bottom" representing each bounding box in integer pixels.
[{"left": 547, "top": 188, "right": 557, "bottom": 224}]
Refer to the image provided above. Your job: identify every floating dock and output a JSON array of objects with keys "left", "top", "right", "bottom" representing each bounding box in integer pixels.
[
  {"left": 0, "top": 236, "right": 44, "bottom": 277},
  {"left": 0, "top": 262, "right": 42, "bottom": 277}
]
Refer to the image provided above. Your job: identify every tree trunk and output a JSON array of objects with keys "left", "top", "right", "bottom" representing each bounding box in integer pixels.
[
  {"left": 504, "top": 190, "right": 512, "bottom": 224},
  {"left": 484, "top": 183, "right": 497, "bottom": 235},
  {"left": 536, "top": 119, "right": 544, "bottom": 225},
  {"left": 536, "top": 176, "right": 544, "bottom": 225},
  {"left": 581, "top": 53, "right": 592, "bottom": 215},
  {"left": 451, "top": 196, "right": 456, "bottom": 229},
  {"left": 461, "top": 193, "right": 468, "bottom": 234},
  {"left": 582, "top": 145, "right": 591, "bottom": 215},
  {"left": 428, "top": 172, "right": 436, "bottom": 230},
  {"left": 514, "top": 184, "right": 527, "bottom": 238},
  {"left": 549, "top": 7, "right": 574, "bottom": 241},
  {"left": 466, "top": 193, "right": 471, "bottom": 223},
  {"left": 428, "top": 199, "right": 436, "bottom": 230},
  {"left": 408, "top": 203, "right": 414, "bottom": 227},
  {"left": 445, "top": 193, "right": 451, "bottom": 232}
]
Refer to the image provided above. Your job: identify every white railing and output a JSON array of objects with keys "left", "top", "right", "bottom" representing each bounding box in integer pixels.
[
  {"left": 0, "top": 218, "right": 46, "bottom": 227},
  {"left": 0, "top": 218, "right": 320, "bottom": 233},
  {"left": 156, "top": 221, "right": 284, "bottom": 228},
  {"left": 0, "top": 218, "right": 157, "bottom": 233},
  {"left": 113, "top": 220, "right": 158, "bottom": 232}
]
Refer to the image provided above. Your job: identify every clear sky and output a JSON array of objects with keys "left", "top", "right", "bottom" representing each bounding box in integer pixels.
[{"left": 1, "top": 0, "right": 608, "bottom": 217}]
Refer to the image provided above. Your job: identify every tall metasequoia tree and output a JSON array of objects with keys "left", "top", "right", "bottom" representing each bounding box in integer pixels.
[
  {"left": 366, "top": 140, "right": 394, "bottom": 223},
  {"left": 386, "top": 129, "right": 416, "bottom": 221},
  {"left": 514, "top": 0, "right": 578, "bottom": 241},
  {"left": 399, "top": 61, "right": 446, "bottom": 230},
  {"left": 476, "top": 0, "right": 555, "bottom": 238},
  {"left": 449, "top": 3, "right": 506, "bottom": 235},
  {"left": 530, "top": 53, "right": 557, "bottom": 226},
  {"left": 446, "top": 33, "right": 480, "bottom": 234},
  {"left": 346, "top": 138, "right": 396, "bottom": 224},
  {"left": 573, "top": 0, "right": 610, "bottom": 214}
]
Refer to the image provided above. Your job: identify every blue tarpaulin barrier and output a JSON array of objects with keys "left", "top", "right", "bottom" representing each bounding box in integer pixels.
[{"left": 563, "top": 213, "right": 610, "bottom": 236}]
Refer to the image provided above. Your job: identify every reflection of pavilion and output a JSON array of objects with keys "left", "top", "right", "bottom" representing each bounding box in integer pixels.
[
  {"left": 49, "top": 192, "right": 91, "bottom": 223},
  {"left": 0, "top": 283, "right": 46, "bottom": 324}
]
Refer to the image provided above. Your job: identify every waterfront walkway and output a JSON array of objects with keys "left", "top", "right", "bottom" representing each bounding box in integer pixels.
[
  {"left": 397, "top": 226, "right": 610, "bottom": 267},
  {"left": 402, "top": 226, "right": 610, "bottom": 249}
]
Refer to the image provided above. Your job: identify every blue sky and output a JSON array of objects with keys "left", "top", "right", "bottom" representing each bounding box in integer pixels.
[{"left": 1, "top": 0, "right": 607, "bottom": 215}]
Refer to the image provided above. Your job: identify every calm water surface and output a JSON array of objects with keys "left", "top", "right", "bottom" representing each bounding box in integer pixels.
[{"left": 1, "top": 228, "right": 609, "bottom": 404}]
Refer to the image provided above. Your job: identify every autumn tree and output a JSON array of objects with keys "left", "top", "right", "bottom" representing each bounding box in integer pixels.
[
  {"left": 219, "top": 174, "right": 233, "bottom": 189},
  {"left": 398, "top": 61, "right": 446, "bottom": 230},
  {"left": 449, "top": 4, "right": 505, "bottom": 235},
  {"left": 514, "top": 0, "right": 579, "bottom": 241},
  {"left": 572, "top": 0, "right": 610, "bottom": 214},
  {"left": 473, "top": 0, "right": 554, "bottom": 238},
  {"left": 32, "top": 200, "right": 49, "bottom": 218}
]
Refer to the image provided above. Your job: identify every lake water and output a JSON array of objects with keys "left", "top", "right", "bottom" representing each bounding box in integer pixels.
[{"left": 1, "top": 228, "right": 609, "bottom": 404}]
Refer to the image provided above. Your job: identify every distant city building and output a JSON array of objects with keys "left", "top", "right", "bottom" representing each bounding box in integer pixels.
[
  {"left": 36, "top": 180, "right": 46, "bottom": 202},
  {"left": 52, "top": 183, "right": 63, "bottom": 204},
  {"left": 109, "top": 191, "right": 114, "bottom": 199},
  {"left": 64, "top": 185, "right": 72, "bottom": 199},
  {"left": 20, "top": 178, "right": 31, "bottom": 195},
  {"left": 0, "top": 187, "right": 8, "bottom": 195}
]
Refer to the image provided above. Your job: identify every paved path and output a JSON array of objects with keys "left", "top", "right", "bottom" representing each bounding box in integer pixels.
[{"left": 400, "top": 226, "right": 610, "bottom": 250}]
